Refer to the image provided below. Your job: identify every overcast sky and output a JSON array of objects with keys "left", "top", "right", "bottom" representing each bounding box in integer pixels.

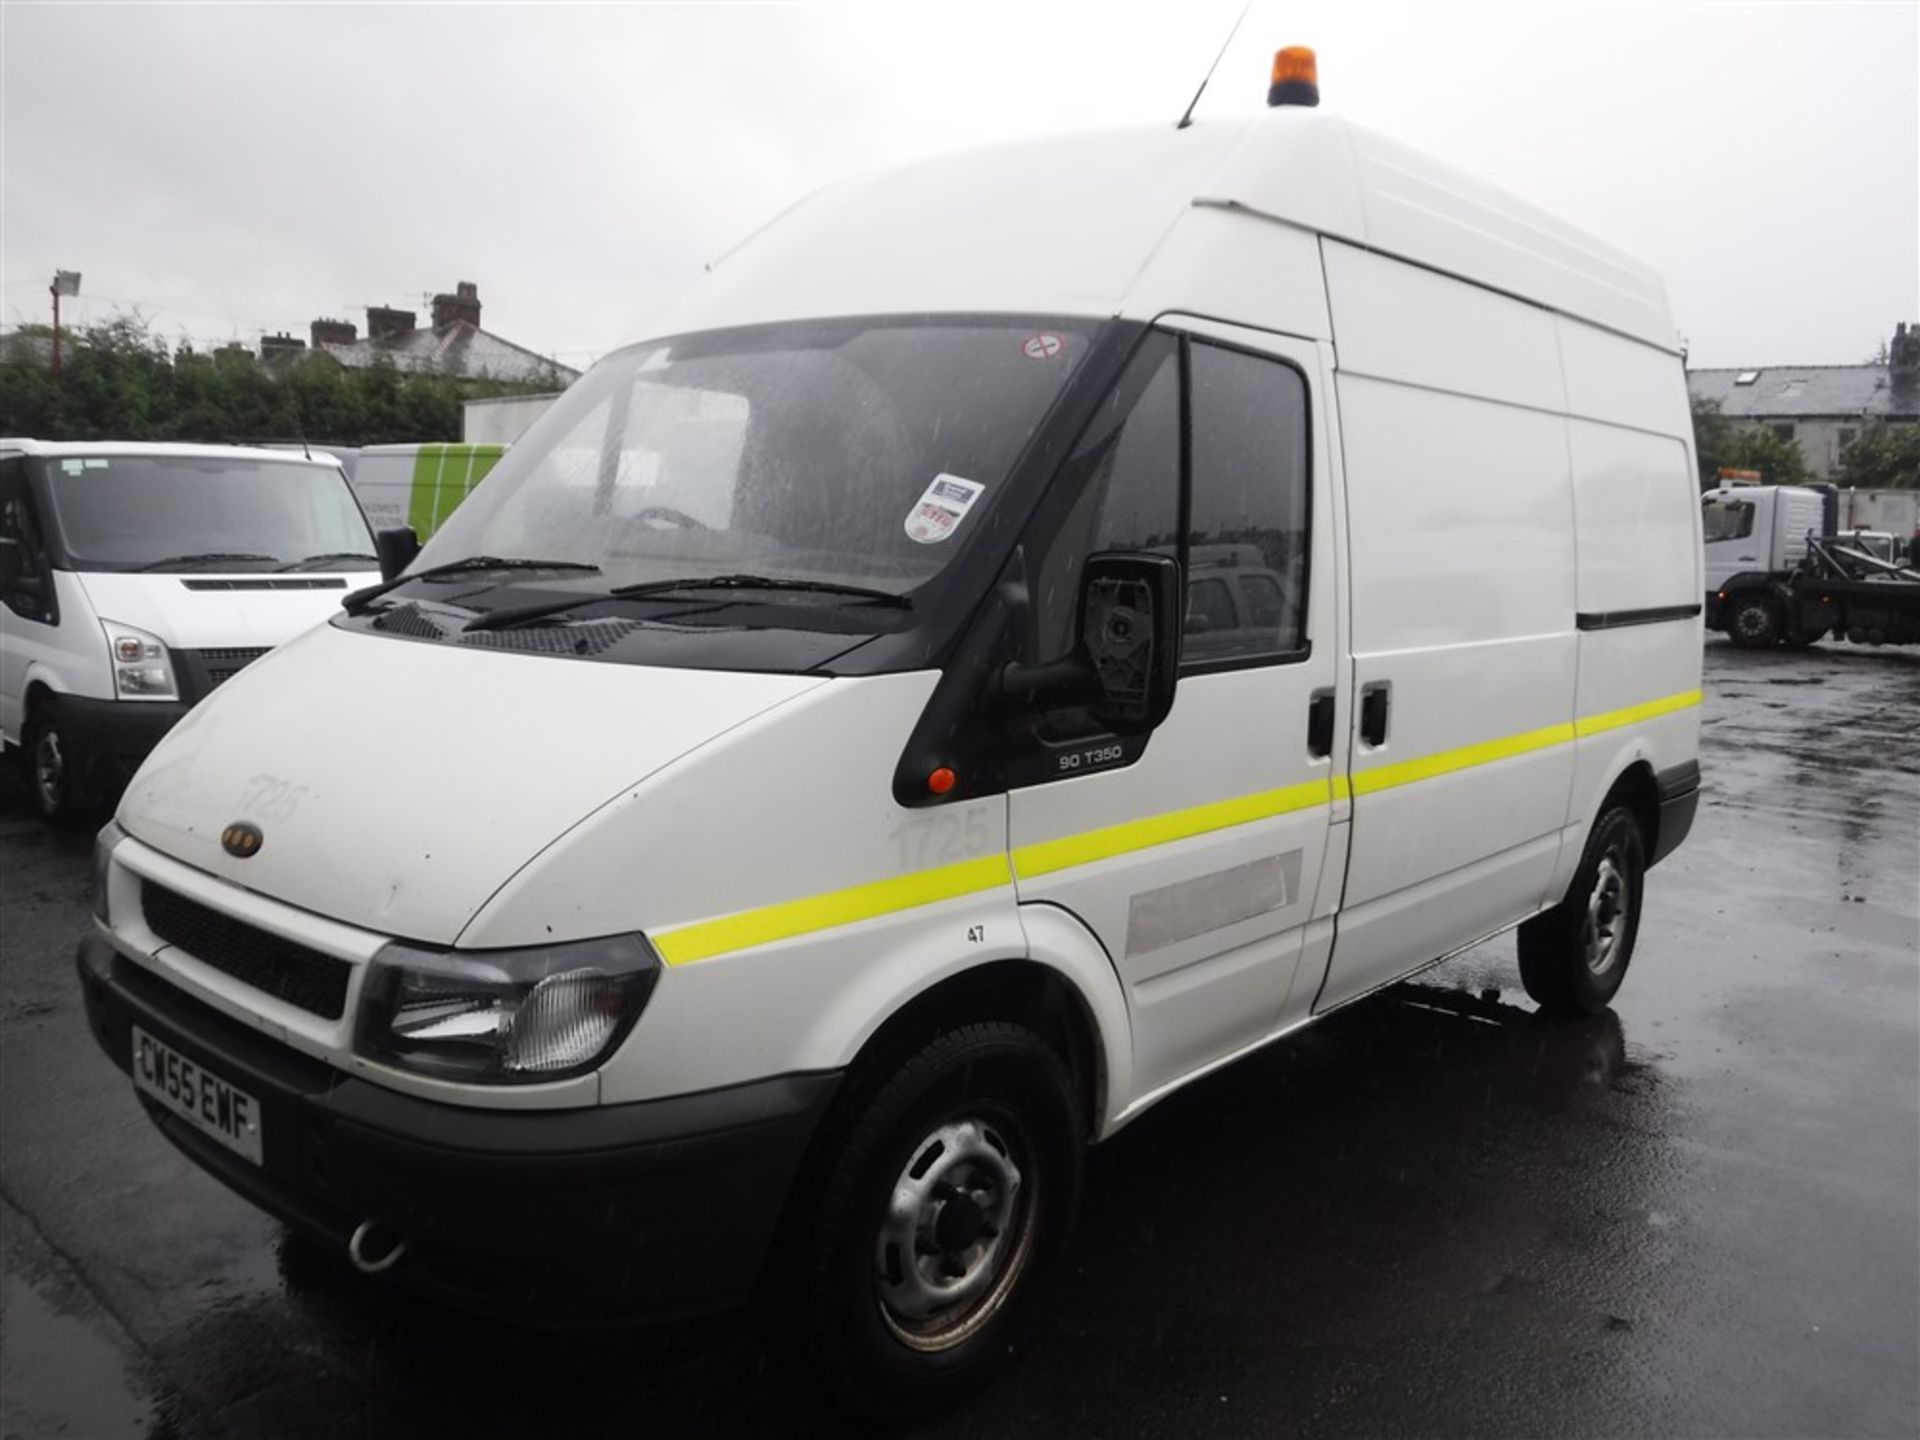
[{"left": 3, "top": 1, "right": 1914, "bottom": 371}]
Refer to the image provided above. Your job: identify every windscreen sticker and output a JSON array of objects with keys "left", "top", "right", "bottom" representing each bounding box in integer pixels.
[
  {"left": 1021, "top": 332, "right": 1066, "bottom": 360},
  {"left": 905, "top": 473, "right": 985, "bottom": 545}
]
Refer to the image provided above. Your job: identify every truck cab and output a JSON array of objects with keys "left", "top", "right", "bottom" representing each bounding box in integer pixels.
[{"left": 1701, "top": 482, "right": 1826, "bottom": 605}]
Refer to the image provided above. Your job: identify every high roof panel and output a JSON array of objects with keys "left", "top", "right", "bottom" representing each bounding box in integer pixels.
[{"left": 652, "top": 109, "right": 1676, "bottom": 353}]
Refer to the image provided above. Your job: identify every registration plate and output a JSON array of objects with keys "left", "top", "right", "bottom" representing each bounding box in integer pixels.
[{"left": 131, "top": 1026, "right": 263, "bottom": 1167}]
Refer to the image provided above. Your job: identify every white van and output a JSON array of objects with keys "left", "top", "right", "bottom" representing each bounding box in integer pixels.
[
  {"left": 77, "top": 65, "right": 1702, "bottom": 1417},
  {"left": 350, "top": 442, "right": 505, "bottom": 540},
  {"left": 0, "top": 441, "right": 378, "bottom": 819}
]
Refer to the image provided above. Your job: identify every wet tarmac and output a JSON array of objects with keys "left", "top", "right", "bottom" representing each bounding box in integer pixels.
[{"left": 2, "top": 638, "right": 1915, "bottom": 1438}]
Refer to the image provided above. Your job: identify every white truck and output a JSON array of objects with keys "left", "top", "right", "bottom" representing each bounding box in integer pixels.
[{"left": 1703, "top": 482, "right": 1920, "bottom": 647}]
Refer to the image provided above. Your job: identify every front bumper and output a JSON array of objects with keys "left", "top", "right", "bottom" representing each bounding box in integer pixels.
[
  {"left": 78, "top": 934, "right": 839, "bottom": 1325},
  {"left": 57, "top": 695, "right": 188, "bottom": 768}
]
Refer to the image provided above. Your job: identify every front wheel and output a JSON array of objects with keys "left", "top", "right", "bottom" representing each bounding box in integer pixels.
[
  {"left": 1518, "top": 804, "right": 1645, "bottom": 1016},
  {"left": 25, "top": 701, "right": 89, "bottom": 824},
  {"left": 789, "top": 1022, "right": 1085, "bottom": 1421},
  {"left": 1725, "top": 593, "right": 1781, "bottom": 649}
]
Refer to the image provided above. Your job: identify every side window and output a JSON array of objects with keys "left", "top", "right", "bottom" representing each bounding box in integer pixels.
[
  {"left": 1, "top": 458, "right": 56, "bottom": 622},
  {"left": 1031, "top": 335, "right": 1179, "bottom": 663},
  {"left": 1702, "top": 500, "right": 1754, "bottom": 543},
  {"left": 1184, "top": 341, "right": 1310, "bottom": 667}
]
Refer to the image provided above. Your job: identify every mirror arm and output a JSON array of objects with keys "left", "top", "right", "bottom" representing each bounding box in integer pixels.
[{"left": 998, "top": 656, "right": 1096, "bottom": 704}]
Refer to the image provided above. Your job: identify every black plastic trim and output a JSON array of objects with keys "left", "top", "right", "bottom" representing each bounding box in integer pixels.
[
  {"left": 1576, "top": 604, "right": 1703, "bottom": 631},
  {"left": 1650, "top": 759, "right": 1701, "bottom": 867}
]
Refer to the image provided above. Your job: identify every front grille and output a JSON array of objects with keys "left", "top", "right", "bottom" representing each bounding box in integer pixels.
[
  {"left": 192, "top": 647, "right": 270, "bottom": 689},
  {"left": 141, "top": 882, "right": 351, "bottom": 1020}
]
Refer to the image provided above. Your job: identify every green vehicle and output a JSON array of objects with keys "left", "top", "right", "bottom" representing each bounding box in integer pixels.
[{"left": 350, "top": 443, "right": 505, "bottom": 541}]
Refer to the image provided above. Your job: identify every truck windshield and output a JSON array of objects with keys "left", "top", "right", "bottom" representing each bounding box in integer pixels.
[
  {"left": 45, "top": 455, "right": 374, "bottom": 572},
  {"left": 1701, "top": 499, "right": 1754, "bottom": 543},
  {"left": 417, "top": 317, "right": 1092, "bottom": 601}
]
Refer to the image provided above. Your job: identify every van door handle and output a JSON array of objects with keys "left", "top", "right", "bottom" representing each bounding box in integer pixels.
[
  {"left": 1359, "top": 683, "right": 1391, "bottom": 748},
  {"left": 1307, "top": 690, "right": 1335, "bottom": 758}
]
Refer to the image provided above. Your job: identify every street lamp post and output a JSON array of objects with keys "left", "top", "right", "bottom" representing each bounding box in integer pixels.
[{"left": 50, "top": 270, "right": 81, "bottom": 380}]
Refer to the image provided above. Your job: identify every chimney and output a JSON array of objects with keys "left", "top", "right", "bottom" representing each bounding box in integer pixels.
[
  {"left": 259, "top": 332, "right": 306, "bottom": 363},
  {"left": 430, "top": 280, "right": 481, "bottom": 331},
  {"left": 367, "top": 305, "right": 417, "bottom": 344},
  {"left": 310, "top": 317, "right": 356, "bottom": 349},
  {"left": 1891, "top": 322, "right": 1920, "bottom": 388}
]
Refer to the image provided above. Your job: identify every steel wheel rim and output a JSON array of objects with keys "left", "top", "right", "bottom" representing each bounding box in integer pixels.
[
  {"left": 32, "top": 728, "right": 64, "bottom": 812},
  {"left": 1735, "top": 605, "right": 1770, "bottom": 640},
  {"left": 1584, "top": 854, "right": 1629, "bottom": 975},
  {"left": 874, "top": 1112, "right": 1039, "bottom": 1353}
]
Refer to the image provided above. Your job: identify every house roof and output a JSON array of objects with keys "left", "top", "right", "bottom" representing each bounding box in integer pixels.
[
  {"left": 315, "top": 320, "right": 579, "bottom": 384},
  {"left": 1688, "top": 363, "right": 1920, "bottom": 421}
]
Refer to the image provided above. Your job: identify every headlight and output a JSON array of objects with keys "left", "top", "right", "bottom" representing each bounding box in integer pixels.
[
  {"left": 91, "top": 819, "right": 128, "bottom": 925},
  {"left": 356, "top": 934, "right": 661, "bottom": 1084},
  {"left": 100, "top": 621, "right": 178, "bottom": 701}
]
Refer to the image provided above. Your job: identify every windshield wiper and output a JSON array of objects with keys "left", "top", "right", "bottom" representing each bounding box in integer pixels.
[
  {"left": 609, "top": 573, "right": 911, "bottom": 605},
  {"left": 277, "top": 551, "right": 378, "bottom": 572},
  {"left": 133, "top": 552, "right": 279, "bottom": 573},
  {"left": 342, "top": 556, "right": 602, "bottom": 615},
  {"left": 463, "top": 573, "right": 911, "bottom": 633}
]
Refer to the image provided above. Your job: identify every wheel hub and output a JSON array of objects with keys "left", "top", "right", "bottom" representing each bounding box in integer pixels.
[
  {"left": 1584, "top": 855, "right": 1628, "bottom": 975},
  {"left": 875, "top": 1116, "right": 1035, "bottom": 1352}
]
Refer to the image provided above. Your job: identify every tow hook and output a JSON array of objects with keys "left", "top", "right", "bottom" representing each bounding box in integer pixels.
[{"left": 348, "top": 1220, "right": 408, "bottom": 1274}]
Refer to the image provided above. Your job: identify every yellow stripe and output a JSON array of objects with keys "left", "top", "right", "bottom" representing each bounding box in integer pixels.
[
  {"left": 1012, "top": 777, "right": 1335, "bottom": 879},
  {"left": 1349, "top": 722, "right": 1575, "bottom": 796},
  {"left": 1574, "top": 688, "right": 1703, "bottom": 738},
  {"left": 653, "top": 853, "right": 1011, "bottom": 967},
  {"left": 647, "top": 687, "right": 1700, "bottom": 966}
]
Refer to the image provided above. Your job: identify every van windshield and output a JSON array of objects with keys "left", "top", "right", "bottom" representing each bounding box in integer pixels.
[
  {"left": 45, "top": 455, "right": 374, "bottom": 572},
  {"left": 416, "top": 317, "right": 1091, "bottom": 601}
]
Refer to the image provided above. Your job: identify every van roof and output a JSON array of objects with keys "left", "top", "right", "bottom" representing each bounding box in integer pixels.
[
  {"left": 654, "top": 109, "right": 1675, "bottom": 354},
  {"left": 0, "top": 438, "right": 344, "bottom": 467}
]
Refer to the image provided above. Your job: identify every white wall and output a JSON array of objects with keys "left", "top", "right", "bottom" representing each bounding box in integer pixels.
[{"left": 462, "top": 393, "right": 562, "bottom": 445}]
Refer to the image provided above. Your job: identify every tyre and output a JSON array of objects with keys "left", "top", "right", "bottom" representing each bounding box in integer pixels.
[
  {"left": 25, "top": 699, "right": 89, "bottom": 824},
  {"left": 1781, "top": 627, "right": 1826, "bottom": 649},
  {"left": 787, "top": 1022, "right": 1085, "bottom": 1421},
  {"left": 1518, "top": 804, "right": 1645, "bottom": 1017},
  {"left": 1725, "top": 593, "right": 1781, "bottom": 649}
]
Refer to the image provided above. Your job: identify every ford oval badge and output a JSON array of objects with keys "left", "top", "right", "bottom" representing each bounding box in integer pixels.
[{"left": 221, "top": 822, "right": 264, "bottom": 859}]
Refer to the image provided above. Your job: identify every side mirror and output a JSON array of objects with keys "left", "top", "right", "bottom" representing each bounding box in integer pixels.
[
  {"left": 375, "top": 526, "right": 420, "bottom": 581},
  {"left": 1080, "top": 551, "right": 1182, "bottom": 732}
]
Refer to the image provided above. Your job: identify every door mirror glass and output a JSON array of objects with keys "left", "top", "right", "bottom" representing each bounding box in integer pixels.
[
  {"left": 1081, "top": 551, "right": 1181, "bottom": 731},
  {"left": 376, "top": 526, "right": 421, "bottom": 581}
]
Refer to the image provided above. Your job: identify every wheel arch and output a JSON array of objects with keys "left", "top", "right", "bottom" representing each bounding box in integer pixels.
[
  {"left": 1597, "top": 759, "right": 1660, "bottom": 860},
  {"left": 834, "top": 950, "right": 1116, "bottom": 1143}
]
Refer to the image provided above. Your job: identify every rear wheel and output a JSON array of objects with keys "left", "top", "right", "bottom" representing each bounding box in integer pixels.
[
  {"left": 1518, "top": 804, "right": 1645, "bottom": 1016},
  {"left": 1725, "top": 593, "right": 1781, "bottom": 649},
  {"left": 787, "top": 1022, "right": 1084, "bottom": 1421}
]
